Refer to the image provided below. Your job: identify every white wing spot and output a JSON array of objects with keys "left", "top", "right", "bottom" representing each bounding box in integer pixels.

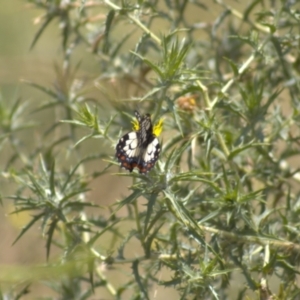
[
  {"left": 130, "top": 139, "right": 138, "bottom": 149},
  {"left": 128, "top": 132, "right": 137, "bottom": 139}
]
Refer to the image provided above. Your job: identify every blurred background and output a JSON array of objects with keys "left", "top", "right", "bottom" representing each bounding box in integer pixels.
[
  {"left": 0, "top": 0, "right": 53, "bottom": 264},
  {"left": 0, "top": 0, "right": 120, "bottom": 274},
  {"left": 0, "top": 2, "right": 139, "bottom": 298}
]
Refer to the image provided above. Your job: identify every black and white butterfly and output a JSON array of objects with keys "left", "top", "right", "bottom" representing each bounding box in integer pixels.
[{"left": 116, "top": 111, "right": 162, "bottom": 174}]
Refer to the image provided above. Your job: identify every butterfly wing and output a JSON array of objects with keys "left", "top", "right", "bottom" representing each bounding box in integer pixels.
[
  {"left": 116, "top": 112, "right": 161, "bottom": 174},
  {"left": 116, "top": 131, "right": 141, "bottom": 172},
  {"left": 116, "top": 133, "right": 160, "bottom": 174},
  {"left": 136, "top": 137, "right": 160, "bottom": 173}
]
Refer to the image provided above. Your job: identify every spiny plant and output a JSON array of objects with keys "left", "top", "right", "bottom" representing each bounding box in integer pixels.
[{"left": 1, "top": 1, "right": 300, "bottom": 299}]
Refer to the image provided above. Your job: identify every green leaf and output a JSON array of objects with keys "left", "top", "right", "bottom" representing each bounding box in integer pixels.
[
  {"left": 132, "top": 260, "right": 149, "bottom": 300},
  {"left": 87, "top": 219, "right": 121, "bottom": 247},
  {"left": 30, "top": 15, "right": 54, "bottom": 50},
  {"left": 131, "top": 51, "right": 164, "bottom": 78},
  {"left": 26, "top": 171, "right": 47, "bottom": 199},
  {"left": 228, "top": 142, "right": 266, "bottom": 160},
  {"left": 223, "top": 57, "right": 239, "bottom": 77},
  {"left": 49, "top": 161, "right": 56, "bottom": 198},
  {"left": 22, "top": 80, "right": 58, "bottom": 100},
  {"left": 143, "top": 194, "right": 157, "bottom": 235},
  {"left": 244, "top": 0, "right": 261, "bottom": 20},
  {"left": 173, "top": 108, "right": 183, "bottom": 136},
  {"left": 60, "top": 189, "right": 91, "bottom": 206},
  {"left": 165, "top": 142, "right": 190, "bottom": 171},
  {"left": 115, "top": 190, "right": 143, "bottom": 210},
  {"left": 144, "top": 222, "right": 164, "bottom": 257},
  {"left": 103, "top": 10, "right": 115, "bottom": 54},
  {"left": 12, "top": 212, "right": 45, "bottom": 246},
  {"left": 46, "top": 218, "right": 58, "bottom": 261},
  {"left": 143, "top": 209, "right": 167, "bottom": 237}
]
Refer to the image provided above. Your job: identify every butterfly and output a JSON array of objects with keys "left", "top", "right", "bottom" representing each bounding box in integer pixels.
[{"left": 116, "top": 111, "right": 162, "bottom": 174}]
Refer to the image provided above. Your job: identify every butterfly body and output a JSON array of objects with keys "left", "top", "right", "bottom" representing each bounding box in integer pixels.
[{"left": 116, "top": 111, "right": 161, "bottom": 174}]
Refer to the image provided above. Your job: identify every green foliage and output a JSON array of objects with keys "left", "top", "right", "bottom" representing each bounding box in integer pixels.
[{"left": 1, "top": 0, "right": 300, "bottom": 299}]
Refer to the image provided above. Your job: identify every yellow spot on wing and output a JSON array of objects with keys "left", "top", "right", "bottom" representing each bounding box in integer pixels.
[
  {"left": 153, "top": 118, "right": 163, "bottom": 136},
  {"left": 131, "top": 119, "right": 140, "bottom": 131}
]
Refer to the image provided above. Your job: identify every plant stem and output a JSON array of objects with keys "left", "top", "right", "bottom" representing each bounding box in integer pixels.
[{"left": 104, "top": 0, "right": 161, "bottom": 45}]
